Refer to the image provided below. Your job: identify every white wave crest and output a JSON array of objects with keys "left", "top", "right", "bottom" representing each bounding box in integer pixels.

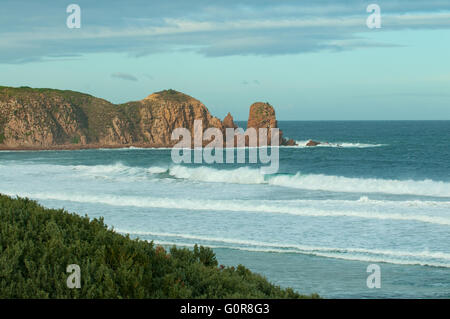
[
  {"left": 295, "top": 140, "right": 386, "bottom": 148},
  {"left": 116, "top": 230, "right": 450, "bottom": 268},
  {"left": 147, "top": 166, "right": 169, "bottom": 174},
  {"left": 268, "top": 173, "right": 450, "bottom": 197},
  {"left": 168, "top": 165, "right": 265, "bottom": 184},
  {"left": 4, "top": 191, "right": 450, "bottom": 226},
  {"left": 167, "top": 165, "right": 450, "bottom": 197},
  {"left": 2, "top": 161, "right": 449, "bottom": 197}
]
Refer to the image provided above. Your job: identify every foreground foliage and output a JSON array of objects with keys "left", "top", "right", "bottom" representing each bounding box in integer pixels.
[{"left": 0, "top": 194, "right": 318, "bottom": 299}]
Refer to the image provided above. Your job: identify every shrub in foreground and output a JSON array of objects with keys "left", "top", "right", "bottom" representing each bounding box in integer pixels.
[{"left": 0, "top": 194, "right": 319, "bottom": 299}]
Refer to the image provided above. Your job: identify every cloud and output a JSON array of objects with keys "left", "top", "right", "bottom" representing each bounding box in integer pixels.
[
  {"left": 242, "top": 80, "right": 260, "bottom": 85},
  {"left": 111, "top": 72, "right": 138, "bottom": 82},
  {"left": 0, "top": 0, "right": 450, "bottom": 63}
]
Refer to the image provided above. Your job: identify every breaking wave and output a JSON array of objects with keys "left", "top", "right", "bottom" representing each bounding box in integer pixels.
[
  {"left": 166, "top": 166, "right": 450, "bottom": 197},
  {"left": 115, "top": 230, "right": 450, "bottom": 268},
  {"left": 294, "top": 140, "right": 386, "bottom": 148},
  {"left": 3, "top": 191, "right": 450, "bottom": 226},
  {"left": 3, "top": 162, "right": 449, "bottom": 197}
]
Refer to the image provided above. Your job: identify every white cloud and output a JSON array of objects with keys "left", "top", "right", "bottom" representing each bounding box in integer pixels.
[{"left": 1, "top": 0, "right": 450, "bottom": 63}]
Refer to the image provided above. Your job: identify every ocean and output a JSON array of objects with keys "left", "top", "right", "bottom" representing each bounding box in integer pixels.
[{"left": 1, "top": 121, "right": 449, "bottom": 298}]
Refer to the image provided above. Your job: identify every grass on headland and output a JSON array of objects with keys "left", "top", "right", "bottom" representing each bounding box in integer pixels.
[{"left": 0, "top": 194, "right": 319, "bottom": 299}]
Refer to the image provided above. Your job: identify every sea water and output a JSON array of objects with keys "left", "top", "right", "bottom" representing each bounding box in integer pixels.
[{"left": 0, "top": 121, "right": 449, "bottom": 298}]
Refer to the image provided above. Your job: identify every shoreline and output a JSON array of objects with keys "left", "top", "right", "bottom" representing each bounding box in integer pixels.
[
  {"left": 0, "top": 143, "right": 174, "bottom": 151},
  {"left": 0, "top": 142, "right": 301, "bottom": 152}
]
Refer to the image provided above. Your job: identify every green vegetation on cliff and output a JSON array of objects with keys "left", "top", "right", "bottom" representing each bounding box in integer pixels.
[
  {"left": 0, "top": 194, "right": 318, "bottom": 299},
  {"left": 0, "top": 86, "right": 221, "bottom": 147},
  {"left": 0, "top": 86, "right": 123, "bottom": 145},
  {"left": 152, "top": 89, "right": 192, "bottom": 103}
]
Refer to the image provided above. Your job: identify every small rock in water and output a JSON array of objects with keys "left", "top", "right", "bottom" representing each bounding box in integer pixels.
[{"left": 306, "top": 140, "right": 321, "bottom": 147}]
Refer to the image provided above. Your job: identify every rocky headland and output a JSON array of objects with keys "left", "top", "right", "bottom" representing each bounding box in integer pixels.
[{"left": 0, "top": 86, "right": 296, "bottom": 150}]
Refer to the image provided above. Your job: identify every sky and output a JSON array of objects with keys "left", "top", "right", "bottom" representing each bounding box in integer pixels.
[{"left": 0, "top": 0, "right": 449, "bottom": 120}]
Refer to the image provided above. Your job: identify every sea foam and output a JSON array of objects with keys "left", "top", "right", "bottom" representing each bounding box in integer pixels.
[
  {"left": 294, "top": 141, "right": 386, "bottom": 148},
  {"left": 116, "top": 230, "right": 450, "bottom": 268},
  {"left": 2, "top": 161, "right": 449, "bottom": 197},
  {"left": 166, "top": 165, "right": 450, "bottom": 197},
  {"left": 3, "top": 191, "right": 450, "bottom": 226}
]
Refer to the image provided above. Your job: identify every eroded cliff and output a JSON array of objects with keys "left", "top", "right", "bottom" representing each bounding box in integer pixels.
[{"left": 0, "top": 86, "right": 294, "bottom": 149}]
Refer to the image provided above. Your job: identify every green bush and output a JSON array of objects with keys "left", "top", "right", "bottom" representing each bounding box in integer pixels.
[
  {"left": 71, "top": 136, "right": 80, "bottom": 144},
  {"left": 0, "top": 194, "right": 318, "bottom": 299}
]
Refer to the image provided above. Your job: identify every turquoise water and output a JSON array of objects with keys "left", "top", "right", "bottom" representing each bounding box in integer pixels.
[{"left": 0, "top": 121, "right": 449, "bottom": 298}]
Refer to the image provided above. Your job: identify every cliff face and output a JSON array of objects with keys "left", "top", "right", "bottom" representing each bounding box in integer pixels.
[
  {"left": 247, "top": 102, "right": 279, "bottom": 145},
  {"left": 137, "top": 90, "right": 223, "bottom": 146},
  {"left": 222, "top": 112, "right": 237, "bottom": 129},
  {"left": 247, "top": 102, "right": 295, "bottom": 146},
  {"left": 0, "top": 86, "right": 293, "bottom": 149}
]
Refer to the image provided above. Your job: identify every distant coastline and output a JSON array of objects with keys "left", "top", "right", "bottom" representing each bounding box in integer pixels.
[
  {"left": 0, "top": 86, "right": 295, "bottom": 151},
  {"left": 0, "top": 143, "right": 170, "bottom": 152}
]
